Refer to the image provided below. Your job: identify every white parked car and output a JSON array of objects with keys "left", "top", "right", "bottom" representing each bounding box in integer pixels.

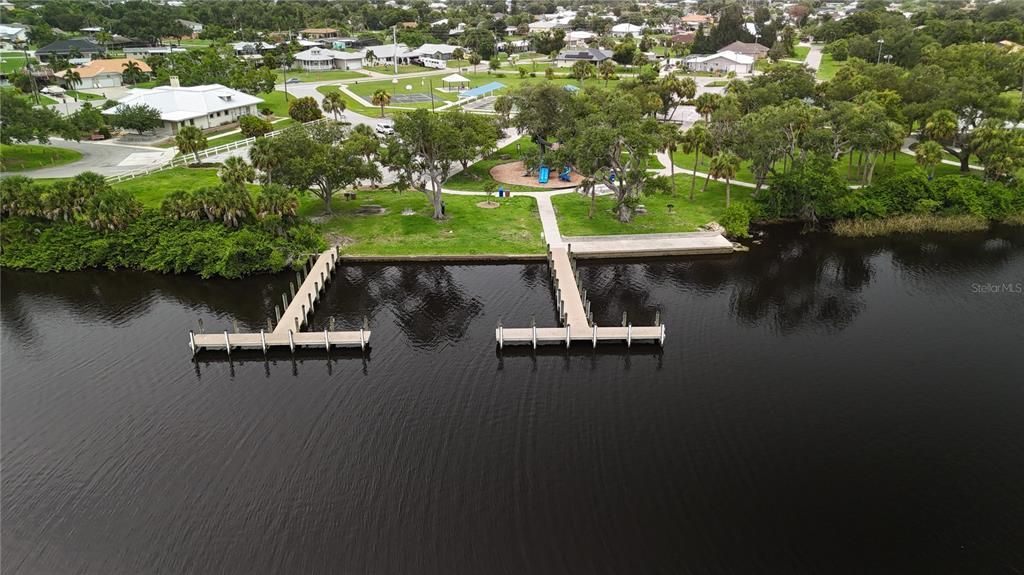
[{"left": 375, "top": 123, "right": 394, "bottom": 136}]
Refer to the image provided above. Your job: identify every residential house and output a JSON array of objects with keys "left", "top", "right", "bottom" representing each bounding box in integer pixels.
[
  {"left": 554, "top": 47, "right": 613, "bottom": 67},
  {"left": 300, "top": 28, "right": 338, "bottom": 40},
  {"left": 55, "top": 57, "right": 151, "bottom": 88},
  {"left": 670, "top": 32, "right": 695, "bottom": 45},
  {"left": 0, "top": 23, "right": 28, "bottom": 49},
  {"left": 718, "top": 40, "right": 769, "bottom": 59},
  {"left": 231, "top": 41, "right": 277, "bottom": 56},
  {"left": 34, "top": 38, "right": 106, "bottom": 63},
  {"left": 566, "top": 31, "right": 595, "bottom": 47},
  {"left": 177, "top": 19, "right": 203, "bottom": 38},
  {"left": 101, "top": 80, "right": 264, "bottom": 135},
  {"left": 611, "top": 23, "right": 644, "bottom": 37},
  {"left": 398, "top": 21, "right": 419, "bottom": 29},
  {"left": 680, "top": 13, "right": 712, "bottom": 30},
  {"left": 292, "top": 47, "right": 364, "bottom": 71},
  {"left": 405, "top": 43, "right": 463, "bottom": 61},
  {"left": 682, "top": 50, "right": 753, "bottom": 74},
  {"left": 360, "top": 43, "right": 409, "bottom": 66},
  {"left": 124, "top": 46, "right": 187, "bottom": 57}
]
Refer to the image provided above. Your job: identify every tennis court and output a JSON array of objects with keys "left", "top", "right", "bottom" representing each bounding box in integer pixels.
[{"left": 390, "top": 93, "right": 433, "bottom": 103}]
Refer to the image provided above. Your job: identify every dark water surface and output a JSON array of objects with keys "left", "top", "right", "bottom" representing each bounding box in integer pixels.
[{"left": 3, "top": 228, "right": 1024, "bottom": 574}]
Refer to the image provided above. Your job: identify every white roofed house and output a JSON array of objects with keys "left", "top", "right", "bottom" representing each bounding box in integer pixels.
[
  {"left": 101, "top": 80, "right": 264, "bottom": 135},
  {"left": 405, "top": 43, "right": 464, "bottom": 61},
  {"left": 565, "top": 31, "right": 595, "bottom": 47},
  {"left": 682, "top": 50, "right": 754, "bottom": 74},
  {"left": 611, "top": 23, "right": 644, "bottom": 37},
  {"left": 292, "top": 47, "right": 364, "bottom": 71},
  {"left": 360, "top": 43, "right": 409, "bottom": 66}
]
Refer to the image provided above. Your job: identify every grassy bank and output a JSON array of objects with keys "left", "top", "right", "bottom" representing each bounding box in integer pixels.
[
  {"left": 0, "top": 144, "right": 83, "bottom": 172},
  {"left": 832, "top": 214, "right": 990, "bottom": 236},
  {"left": 816, "top": 53, "right": 839, "bottom": 80},
  {"left": 553, "top": 174, "right": 747, "bottom": 236},
  {"left": 310, "top": 189, "right": 544, "bottom": 255}
]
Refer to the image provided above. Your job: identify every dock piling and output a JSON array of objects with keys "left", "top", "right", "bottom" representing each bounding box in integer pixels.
[
  {"left": 659, "top": 324, "right": 666, "bottom": 346},
  {"left": 288, "top": 329, "right": 295, "bottom": 353},
  {"left": 260, "top": 329, "right": 267, "bottom": 354},
  {"left": 654, "top": 309, "right": 661, "bottom": 326},
  {"left": 289, "top": 282, "right": 296, "bottom": 299},
  {"left": 329, "top": 317, "right": 335, "bottom": 331},
  {"left": 565, "top": 323, "right": 570, "bottom": 348},
  {"left": 359, "top": 327, "right": 365, "bottom": 351},
  {"left": 627, "top": 324, "right": 632, "bottom": 348},
  {"left": 275, "top": 304, "right": 281, "bottom": 325},
  {"left": 592, "top": 323, "right": 597, "bottom": 348},
  {"left": 223, "top": 330, "right": 231, "bottom": 356},
  {"left": 323, "top": 329, "right": 330, "bottom": 351},
  {"left": 189, "top": 330, "right": 196, "bottom": 356},
  {"left": 621, "top": 311, "right": 627, "bottom": 327},
  {"left": 197, "top": 318, "right": 204, "bottom": 334},
  {"left": 497, "top": 319, "right": 504, "bottom": 349}
]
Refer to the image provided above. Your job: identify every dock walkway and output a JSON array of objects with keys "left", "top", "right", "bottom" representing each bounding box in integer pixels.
[{"left": 190, "top": 248, "right": 371, "bottom": 355}]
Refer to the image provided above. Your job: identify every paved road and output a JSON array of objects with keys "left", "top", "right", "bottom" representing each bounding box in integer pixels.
[{"left": 1, "top": 139, "right": 174, "bottom": 179}]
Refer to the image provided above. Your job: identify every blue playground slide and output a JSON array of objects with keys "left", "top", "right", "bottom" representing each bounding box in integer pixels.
[
  {"left": 559, "top": 166, "right": 571, "bottom": 182},
  {"left": 538, "top": 166, "right": 550, "bottom": 184}
]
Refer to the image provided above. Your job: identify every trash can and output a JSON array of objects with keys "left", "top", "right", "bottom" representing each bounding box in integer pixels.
[{"left": 497, "top": 187, "right": 504, "bottom": 198}]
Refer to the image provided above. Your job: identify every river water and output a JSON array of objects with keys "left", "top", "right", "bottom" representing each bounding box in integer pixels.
[{"left": 3, "top": 227, "right": 1024, "bottom": 574}]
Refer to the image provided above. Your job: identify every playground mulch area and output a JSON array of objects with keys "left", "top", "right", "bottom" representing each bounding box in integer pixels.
[{"left": 489, "top": 161, "right": 582, "bottom": 189}]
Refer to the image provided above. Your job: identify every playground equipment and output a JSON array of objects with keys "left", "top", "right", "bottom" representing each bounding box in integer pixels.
[
  {"left": 538, "top": 166, "right": 550, "bottom": 184},
  {"left": 608, "top": 170, "right": 616, "bottom": 183},
  {"left": 559, "top": 166, "right": 571, "bottom": 182}
]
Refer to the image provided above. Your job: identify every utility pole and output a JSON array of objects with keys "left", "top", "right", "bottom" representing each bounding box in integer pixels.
[
  {"left": 429, "top": 77, "right": 435, "bottom": 112},
  {"left": 876, "top": 38, "right": 884, "bottom": 64},
  {"left": 392, "top": 25, "right": 398, "bottom": 77}
]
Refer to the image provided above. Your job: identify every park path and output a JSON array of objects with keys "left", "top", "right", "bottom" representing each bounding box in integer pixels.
[
  {"left": 900, "top": 135, "right": 983, "bottom": 171},
  {"left": 805, "top": 44, "right": 824, "bottom": 71}
]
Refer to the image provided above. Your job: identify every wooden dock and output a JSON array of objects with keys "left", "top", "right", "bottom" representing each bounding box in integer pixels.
[
  {"left": 497, "top": 245, "right": 666, "bottom": 349},
  {"left": 189, "top": 248, "right": 371, "bottom": 355}
]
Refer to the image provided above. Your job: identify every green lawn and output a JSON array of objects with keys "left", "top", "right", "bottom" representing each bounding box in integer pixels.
[
  {"left": 174, "top": 39, "right": 215, "bottom": 49},
  {"left": 670, "top": 148, "right": 968, "bottom": 186},
  {"left": 255, "top": 90, "right": 294, "bottom": 117},
  {"left": 0, "top": 51, "right": 33, "bottom": 74},
  {"left": 365, "top": 64, "right": 424, "bottom": 75},
  {"left": 306, "top": 189, "right": 545, "bottom": 256},
  {"left": 285, "top": 69, "right": 367, "bottom": 83},
  {"left": 705, "top": 80, "right": 729, "bottom": 87},
  {"left": 317, "top": 85, "right": 387, "bottom": 117},
  {"left": 0, "top": 144, "right": 82, "bottom": 172},
  {"left": 816, "top": 53, "right": 839, "bottom": 81},
  {"left": 793, "top": 45, "right": 810, "bottom": 61},
  {"left": 346, "top": 77, "right": 459, "bottom": 109},
  {"left": 445, "top": 137, "right": 548, "bottom": 193},
  {"left": 111, "top": 167, "right": 221, "bottom": 207},
  {"left": 553, "top": 174, "right": 748, "bottom": 236},
  {"left": 35, "top": 94, "right": 59, "bottom": 106},
  {"left": 66, "top": 90, "right": 104, "bottom": 101},
  {"left": 447, "top": 59, "right": 470, "bottom": 68}
]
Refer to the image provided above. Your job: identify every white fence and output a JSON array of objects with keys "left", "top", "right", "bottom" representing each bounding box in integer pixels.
[{"left": 105, "top": 118, "right": 331, "bottom": 184}]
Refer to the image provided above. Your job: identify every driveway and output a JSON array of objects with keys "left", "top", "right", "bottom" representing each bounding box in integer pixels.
[{"left": 805, "top": 44, "right": 823, "bottom": 71}]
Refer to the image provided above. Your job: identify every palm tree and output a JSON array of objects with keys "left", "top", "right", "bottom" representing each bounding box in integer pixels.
[
  {"left": 923, "top": 109, "right": 957, "bottom": 144},
  {"left": 598, "top": 59, "right": 616, "bottom": 86},
  {"left": 121, "top": 60, "right": 145, "bottom": 86},
  {"left": 915, "top": 140, "right": 943, "bottom": 180},
  {"left": 661, "top": 124, "right": 683, "bottom": 196},
  {"left": 321, "top": 90, "right": 346, "bottom": 121},
  {"left": 63, "top": 68, "right": 82, "bottom": 101},
  {"left": 249, "top": 138, "right": 279, "bottom": 185},
  {"left": 175, "top": 125, "right": 208, "bottom": 165},
  {"left": 256, "top": 183, "right": 299, "bottom": 225},
  {"left": 84, "top": 188, "right": 142, "bottom": 231},
  {"left": 570, "top": 60, "right": 595, "bottom": 86},
  {"left": 220, "top": 156, "right": 256, "bottom": 187},
  {"left": 468, "top": 53, "right": 481, "bottom": 73},
  {"left": 681, "top": 123, "right": 711, "bottom": 200},
  {"left": 693, "top": 93, "right": 720, "bottom": 122},
  {"left": 161, "top": 190, "right": 200, "bottom": 220},
  {"left": 708, "top": 152, "right": 740, "bottom": 208},
  {"left": 371, "top": 89, "right": 391, "bottom": 118},
  {"left": 452, "top": 47, "right": 465, "bottom": 62},
  {"left": 95, "top": 31, "right": 113, "bottom": 52}
]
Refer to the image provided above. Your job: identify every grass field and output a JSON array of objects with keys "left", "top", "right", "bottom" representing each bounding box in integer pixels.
[
  {"left": 0, "top": 144, "right": 82, "bottom": 172},
  {"left": 552, "top": 174, "right": 747, "bottom": 236},
  {"left": 794, "top": 45, "right": 810, "bottom": 61},
  {"left": 34, "top": 94, "right": 59, "bottom": 106},
  {"left": 365, "top": 64, "right": 424, "bottom": 75},
  {"left": 306, "top": 190, "right": 545, "bottom": 255},
  {"left": 346, "top": 77, "right": 458, "bottom": 109},
  {"left": 816, "top": 53, "right": 839, "bottom": 81},
  {"left": 445, "top": 138, "right": 548, "bottom": 193},
  {"left": 285, "top": 69, "right": 368, "bottom": 83},
  {"left": 65, "top": 90, "right": 104, "bottom": 101},
  {"left": 110, "top": 167, "right": 221, "bottom": 207},
  {"left": 317, "top": 85, "right": 388, "bottom": 117},
  {"left": 255, "top": 90, "right": 294, "bottom": 117},
  {"left": 0, "top": 51, "right": 34, "bottom": 74}
]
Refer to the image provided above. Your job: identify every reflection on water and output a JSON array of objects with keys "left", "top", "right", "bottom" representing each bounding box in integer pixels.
[{"left": 3, "top": 227, "right": 1024, "bottom": 574}]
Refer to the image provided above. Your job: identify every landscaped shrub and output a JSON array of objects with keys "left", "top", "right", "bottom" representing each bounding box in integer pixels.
[
  {"left": 721, "top": 202, "right": 755, "bottom": 238},
  {"left": 239, "top": 114, "right": 273, "bottom": 138}
]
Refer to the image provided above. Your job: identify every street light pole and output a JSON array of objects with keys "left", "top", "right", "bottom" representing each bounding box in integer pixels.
[{"left": 876, "top": 38, "right": 885, "bottom": 64}]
